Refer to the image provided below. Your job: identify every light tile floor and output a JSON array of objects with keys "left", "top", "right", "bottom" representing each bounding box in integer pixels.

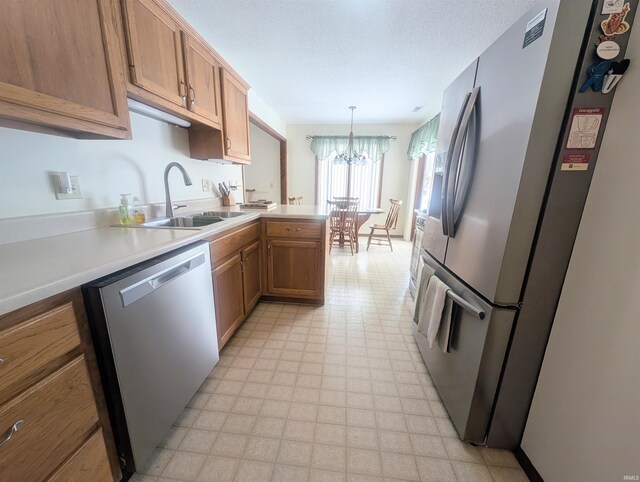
[{"left": 134, "top": 240, "right": 528, "bottom": 482}]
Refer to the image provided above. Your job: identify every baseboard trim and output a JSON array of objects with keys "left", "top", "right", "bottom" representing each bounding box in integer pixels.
[{"left": 514, "top": 447, "right": 544, "bottom": 482}]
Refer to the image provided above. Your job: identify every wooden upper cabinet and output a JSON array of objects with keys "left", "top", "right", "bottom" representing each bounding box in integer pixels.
[
  {"left": 0, "top": 0, "right": 130, "bottom": 139},
  {"left": 122, "top": 0, "right": 186, "bottom": 107},
  {"left": 221, "top": 68, "right": 251, "bottom": 163},
  {"left": 182, "top": 33, "right": 222, "bottom": 128}
]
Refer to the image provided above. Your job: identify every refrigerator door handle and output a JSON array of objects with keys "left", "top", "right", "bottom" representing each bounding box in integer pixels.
[
  {"left": 441, "top": 92, "right": 471, "bottom": 236},
  {"left": 447, "top": 289, "right": 485, "bottom": 320},
  {"left": 446, "top": 87, "right": 480, "bottom": 237}
]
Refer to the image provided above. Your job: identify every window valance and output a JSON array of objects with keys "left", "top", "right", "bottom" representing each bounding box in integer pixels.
[
  {"left": 309, "top": 136, "right": 391, "bottom": 162},
  {"left": 407, "top": 113, "right": 440, "bottom": 159}
]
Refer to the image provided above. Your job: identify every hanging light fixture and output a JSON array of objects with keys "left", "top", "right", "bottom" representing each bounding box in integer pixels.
[{"left": 333, "top": 106, "right": 368, "bottom": 165}]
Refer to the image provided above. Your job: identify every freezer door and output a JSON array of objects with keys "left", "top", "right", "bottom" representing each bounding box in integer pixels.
[
  {"left": 422, "top": 59, "right": 478, "bottom": 263},
  {"left": 413, "top": 250, "right": 515, "bottom": 443},
  {"left": 442, "top": 0, "right": 590, "bottom": 304}
]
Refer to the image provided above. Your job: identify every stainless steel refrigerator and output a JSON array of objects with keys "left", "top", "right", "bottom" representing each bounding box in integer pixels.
[{"left": 414, "top": 0, "right": 637, "bottom": 449}]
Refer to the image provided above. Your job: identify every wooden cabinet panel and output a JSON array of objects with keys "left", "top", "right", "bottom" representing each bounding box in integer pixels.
[
  {"left": 122, "top": 0, "right": 186, "bottom": 107},
  {"left": 182, "top": 32, "right": 222, "bottom": 128},
  {"left": 265, "top": 221, "right": 322, "bottom": 239},
  {"left": 0, "top": 356, "right": 99, "bottom": 482},
  {"left": 0, "top": 0, "right": 130, "bottom": 139},
  {"left": 49, "top": 428, "right": 115, "bottom": 482},
  {"left": 0, "top": 302, "right": 81, "bottom": 406},
  {"left": 267, "top": 239, "right": 322, "bottom": 298},
  {"left": 209, "top": 221, "right": 261, "bottom": 266},
  {"left": 242, "top": 240, "right": 262, "bottom": 314},
  {"left": 221, "top": 68, "right": 251, "bottom": 162},
  {"left": 212, "top": 255, "right": 245, "bottom": 348}
]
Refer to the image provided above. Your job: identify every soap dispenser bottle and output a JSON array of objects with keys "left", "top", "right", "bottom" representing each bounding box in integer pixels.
[
  {"left": 132, "top": 196, "right": 146, "bottom": 224},
  {"left": 119, "top": 194, "right": 134, "bottom": 225}
]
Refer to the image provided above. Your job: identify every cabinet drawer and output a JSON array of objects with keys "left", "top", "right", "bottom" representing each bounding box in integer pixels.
[
  {"left": 0, "top": 356, "right": 99, "bottom": 482},
  {"left": 209, "top": 221, "right": 260, "bottom": 266},
  {"left": 49, "top": 428, "right": 114, "bottom": 482},
  {"left": 0, "top": 302, "right": 81, "bottom": 404},
  {"left": 265, "top": 221, "right": 322, "bottom": 239}
]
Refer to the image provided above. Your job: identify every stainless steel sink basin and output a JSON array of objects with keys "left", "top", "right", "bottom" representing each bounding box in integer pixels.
[
  {"left": 116, "top": 211, "right": 247, "bottom": 230},
  {"left": 141, "top": 216, "right": 224, "bottom": 229},
  {"left": 191, "top": 211, "right": 247, "bottom": 219}
]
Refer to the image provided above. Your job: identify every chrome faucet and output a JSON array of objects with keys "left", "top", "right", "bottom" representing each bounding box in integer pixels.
[{"left": 164, "top": 162, "right": 193, "bottom": 218}]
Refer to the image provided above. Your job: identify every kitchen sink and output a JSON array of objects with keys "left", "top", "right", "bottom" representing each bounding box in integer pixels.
[
  {"left": 141, "top": 216, "right": 223, "bottom": 229},
  {"left": 115, "top": 210, "right": 248, "bottom": 230},
  {"left": 191, "top": 211, "right": 247, "bottom": 218}
]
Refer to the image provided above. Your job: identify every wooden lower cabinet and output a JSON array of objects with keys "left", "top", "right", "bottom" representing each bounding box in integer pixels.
[
  {"left": 267, "top": 239, "right": 323, "bottom": 298},
  {"left": 212, "top": 254, "right": 245, "bottom": 348},
  {"left": 0, "top": 290, "right": 120, "bottom": 482},
  {"left": 242, "top": 240, "right": 262, "bottom": 313},
  {"left": 263, "top": 218, "right": 328, "bottom": 304},
  {"left": 49, "top": 428, "right": 113, "bottom": 482},
  {"left": 209, "top": 220, "right": 262, "bottom": 349}
]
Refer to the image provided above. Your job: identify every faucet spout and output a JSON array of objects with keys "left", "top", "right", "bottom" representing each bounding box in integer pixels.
[{"left": 164, "top": 162, "right": 193, "bottom": 218}]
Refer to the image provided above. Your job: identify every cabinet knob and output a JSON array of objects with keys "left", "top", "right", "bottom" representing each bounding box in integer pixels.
[{"left": 0, "top": 420, "right": 24, "bottom": 447}]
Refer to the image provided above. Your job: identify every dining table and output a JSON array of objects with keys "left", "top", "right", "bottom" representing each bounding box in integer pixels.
[{"left": 326, "top": 203, "right": 384, "bottom": 253}]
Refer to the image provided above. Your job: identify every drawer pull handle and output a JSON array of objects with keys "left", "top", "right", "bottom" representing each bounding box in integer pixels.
[
  {"left": 286, "top": 228, "right": 302, "bottom": 232},
  {"left": 0, "top": 358, "right": 4, "bottom": 366},
  {"left": 0, "top": 420, "right": 24, "bottom": 447}
]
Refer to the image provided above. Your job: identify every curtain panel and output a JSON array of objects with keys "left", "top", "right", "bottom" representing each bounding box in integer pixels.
[
  {"left": 310, "top": 136, "right": 390, "bottom": 162},
  {"left": 407, "top": 113, "right": 440, "bottom": 159}
]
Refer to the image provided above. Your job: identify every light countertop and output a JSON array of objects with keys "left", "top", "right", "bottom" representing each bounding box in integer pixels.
[{"left": 0, "top": 205, "right": 327, "bottom": 316}]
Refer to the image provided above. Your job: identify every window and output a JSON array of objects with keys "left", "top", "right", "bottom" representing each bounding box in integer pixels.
[{"left": 316, "top": 151, "right": 383, "bottom": 209}]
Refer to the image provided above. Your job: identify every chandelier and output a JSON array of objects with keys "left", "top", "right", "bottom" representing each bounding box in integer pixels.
[{"left": 334, "top": 106, "right": 368, "bottom": 165}]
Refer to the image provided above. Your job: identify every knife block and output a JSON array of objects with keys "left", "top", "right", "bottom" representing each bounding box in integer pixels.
[{"left": 222, "top": 192, "right": 236, "bottom": 206}]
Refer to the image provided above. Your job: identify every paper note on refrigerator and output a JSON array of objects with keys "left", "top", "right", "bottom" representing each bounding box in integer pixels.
[{"left": 566, "top": 107, "right": 604, "bottom": 149}]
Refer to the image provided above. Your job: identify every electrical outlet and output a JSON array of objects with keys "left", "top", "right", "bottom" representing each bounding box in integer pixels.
[
  {"left": 202, "top": 179, "right": 210, "bottom": 192},
  {"left": 55, "top": 175, "right": 82, "bottom": 200}
]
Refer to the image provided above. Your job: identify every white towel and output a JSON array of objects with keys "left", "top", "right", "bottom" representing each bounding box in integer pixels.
[
  {"left": 436, "top": 297, "right": 454, "bottom": 352},
  {"left": 417, "top": 276, "right": 453, "bottom": 349},
  {"left": 413, "top": 263, "right": 435, "bottom": 324}
]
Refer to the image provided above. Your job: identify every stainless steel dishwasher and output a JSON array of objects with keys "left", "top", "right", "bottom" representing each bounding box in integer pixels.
[{"left": 83, "top": 241, "right": 218, "bottom": 475}]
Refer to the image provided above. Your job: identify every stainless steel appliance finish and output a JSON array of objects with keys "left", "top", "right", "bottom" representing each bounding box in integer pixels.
[
  {"left": 409, "top": 213, "right": 426, "bottom": 298},
  {"left": 164, "top": 162, "right": 193, "bottom": 218},
  {"left": 84, "top": 242, "right": 218, "bottom": 472},
  {"left": 417, "top": 0, "right": 637, "bottom": 448},
  {"left": 413, "top": 250, "right": 515, "bottom": 443}
]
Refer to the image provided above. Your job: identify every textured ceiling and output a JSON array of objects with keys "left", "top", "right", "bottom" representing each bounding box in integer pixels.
[{"left": 169, "top": 0, "right": 536, "bottom": 124}]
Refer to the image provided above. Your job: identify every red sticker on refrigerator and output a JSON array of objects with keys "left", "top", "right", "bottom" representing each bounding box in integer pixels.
[{"left": 561, "top": 154, "right": 590, "bottom": 171}]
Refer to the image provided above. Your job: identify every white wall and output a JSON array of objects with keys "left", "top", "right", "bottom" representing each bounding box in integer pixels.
[
  {"left": 0, "top": 112, "right": 243, "bottom": 219},
  {"left": 248, "top": 90, "right": 287, "bottom": 138},
  {"left": 286, "top": 123, "right": 414, "bottom": 235},
  {"left": 521, "top": 28, "right": 640, "bottom": 481},
  {"left": 244, "top": 123, "right": 281, "bottom": 203}
]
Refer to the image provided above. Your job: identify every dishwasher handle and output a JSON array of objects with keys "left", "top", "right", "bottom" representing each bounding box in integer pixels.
[{"left": 119, "top": 251, "right": 206, "bottom": 307}]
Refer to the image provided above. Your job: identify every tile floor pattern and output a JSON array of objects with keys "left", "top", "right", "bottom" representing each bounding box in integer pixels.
[{"left": 133, "top": 240, "right": 528, "bottom": 482}]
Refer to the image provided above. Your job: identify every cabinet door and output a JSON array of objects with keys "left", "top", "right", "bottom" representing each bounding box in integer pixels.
[
  {"left": 221, "top": 68, "right": 251, "bottom": 162},
  {"left": 122, "top": 0, "right": 186, "bottom": 107},
  {"left": 267, "top": 239, "right": 322, "bottom": 298},
  {"left": 242, "top": 240, "right": 262, "bottom": 314},
  {"left": 182, "top": 32, "right": 222, "bottom": 128},
  {"left": 0, "top": 0, "right": 130, "bottom": 138},
  {"left": 212, "top": 254, "right": 244, "bottom": 348}
]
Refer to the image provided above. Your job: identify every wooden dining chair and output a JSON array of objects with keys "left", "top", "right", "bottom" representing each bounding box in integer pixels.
[
  {"left": 366, "top": 199, "right": 403, "bottom": 252},
  {"left": 288, "top": 196, "right": 303, "bottom": 205},
  {"left": 328, "top": 200, "right": 359, "bottom": 255}
]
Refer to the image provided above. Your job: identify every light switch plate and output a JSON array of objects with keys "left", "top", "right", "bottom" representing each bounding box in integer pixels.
[
  {"left": 201, "top": 179, "right": 210, "bottom": 192},
  {"left": 55, "top": 175, "right": 82, "bottom": 200}
]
